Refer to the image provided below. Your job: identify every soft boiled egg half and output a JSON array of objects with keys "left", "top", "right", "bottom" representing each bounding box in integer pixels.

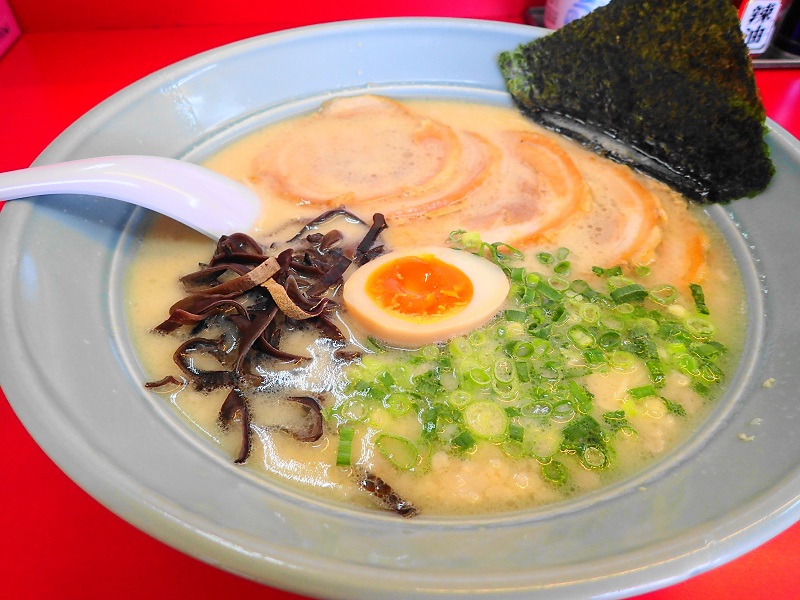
[{"left": 342, "top": 246, "right": 510, "bottom": 347}]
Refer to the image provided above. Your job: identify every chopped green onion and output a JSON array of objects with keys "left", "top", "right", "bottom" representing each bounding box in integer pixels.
[
  {"left": 560, "top": 415, "right": 609, "bottom": 468},
  {"left": 521, "top": 401, "right": 552, "bottom": 418},
  {"left": 649, "top": 284, "right": 678, "bottom": 305},
  {"left": 685, "top": 317, "right": 715, "bottom": 338},
  {"left": 336, "top": 427, "right": 355, "bottom": 466},
  {"left": 493, "top": 358, "right": 516, "bottom": 383},
  {"left": 603, "top": 410, "right": 636, "bottom": 434},
  {"left": 504, "top": 309, "right": 528, "bottom": 323},
  {"left": 376, "top": 434, "right": 419, "bottom": 470},
  {"left": 385, "top": 393, "right": 414, "bottom": 416},
  {"left": 508, "top": 423, "right": 525, "bottom": 442},
  {"left": 628, "top": 384, "right": 657, "bottom": 399},
  {"left": 568, "top": 380, "right": 594, "bottom": 413},
  {"left": 463, "top": 401, "right": 509, "bottom": 439},
  {"left": 646, "top": 359, "right": 667, "bottom": 387},
  {"left": 548, "top": 276, "right": 570, "bottom": 292},
  {"left": 536, "top": 279, "right": 564, "bottom": 302},
  {"left": 610, "top": 350, "right": 636, "bottom": 370},
  {"left": 583, "top": 348, "right": 606, "bottom": 367},
  {"left": 554, "top": 261, "right": 571, "bottom": 276},
  {"left": 689, "top": 283, "right": 710, "bottom": 315},
  {"left": 699, "top": 360, "right": 724, "bottom": 383},
  {"left": 691, "top": 342, "right": 725, "bottom": 358},
  {"left": 579, "top": 303, "right": 601, "bottom": 322},
  {"left": 567, "top": 325, "right": 596, "bottom": 349},
  {"left": 501, "top": 440, "right": 527, "bottom": 458},
  {"left": 592, "top": 265, "right": 623, "bottom": 278},
  {"left": 542, "top": 460, "right": 568, "bottom": 484},
  {"left": 598, "top": 330, "right": 622, "bottom": 350},
  {"left": 468, "top": 329, "right": 488, "bottom": 347},
  {"left": 676, "top": 354, "right": 701, "bottom": 376},
  {"left": 340, "top": 398, "right": 368, "bottom": 421},
  {"left": 506, "top": 340, "right": 534, "bottom": 359},
  {"left": 661, "top": 397, "right": 687, "bottom": 417},
  {"left": 419, "top": 345, "right": 440, "bottom": 360},
  {"left": 468, "top": 368, "right": 492, "bottom": 386},
  {"left": 537, "top": 252, "right": 554, "bottom": 264},
  {"left": 525, "top": 272, "right": 541, "bottom": 286},
  {"left": 338, "top": 241, "right": 731, "bottom": 486},
  {"left": 449, "top": 336, "right": 472, "bottom": 357},
  {"left": 378, "top": 370, "right": 395, "bottom": 388},
  {"left": 610, "top": 283, "right": 649, "bottom": 304},
  {"left": 509, "top": 266, "right": 526, "bottom": 283},
  {"left": 452, "top": 430, "right": 476, "bottom": 450},
  {"left": 551, "top": 400, "right": 575, "bottom": 423},
  {"left": 570, "top": 279, "right": 599, "bottom": 301},
  {"left": 615, "top": 302, "right": 635, "bottom": 315},
  {"left": 582, "top": 446, "right": 607, "bottom": 468}
]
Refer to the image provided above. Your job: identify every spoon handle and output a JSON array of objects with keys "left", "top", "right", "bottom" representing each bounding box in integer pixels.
[{"left": 0, "top": 155, "right": 261, "bottom": 239}]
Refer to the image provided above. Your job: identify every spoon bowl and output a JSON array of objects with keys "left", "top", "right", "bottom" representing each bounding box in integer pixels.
[{"left": 0, "top": 155, "right": 262, "bottom": 239}]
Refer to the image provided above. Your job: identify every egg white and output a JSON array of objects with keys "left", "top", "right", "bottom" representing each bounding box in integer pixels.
[{"left": 342, "top": 246, "right": 510, "bottom": 347}]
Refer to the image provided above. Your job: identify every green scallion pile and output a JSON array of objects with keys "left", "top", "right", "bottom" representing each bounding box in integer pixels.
[{"left": 326, "top": 231, "right": 729, "bottom": 487}]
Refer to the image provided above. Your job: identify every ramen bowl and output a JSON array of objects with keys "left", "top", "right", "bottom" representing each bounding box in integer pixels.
[{"left": 1, "top": 18, "right": 800, "bottom": 599}]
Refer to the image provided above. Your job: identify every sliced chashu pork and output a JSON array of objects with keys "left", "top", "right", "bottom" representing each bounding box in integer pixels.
[
  {"left": 250, "top": 94, "right": 706, "bottom": 282},
  {"left": 252, "top": 95, "right": 498, "bottom": 222}
]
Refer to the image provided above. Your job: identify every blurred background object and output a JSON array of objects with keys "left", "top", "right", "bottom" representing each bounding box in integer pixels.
[
  {"left": 775, "top": 0, "right": 800, "bottom": 54},
  {"left": 542, "top": 0, "right": 611, "bottom": 29},
  {"left": 0, "top": 0, "right": 20, "bottom": 57}
]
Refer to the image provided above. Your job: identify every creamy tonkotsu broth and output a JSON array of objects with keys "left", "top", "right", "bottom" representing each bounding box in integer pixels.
[{"left": 126, "top": 96, "right": 746, "bottom": 516}]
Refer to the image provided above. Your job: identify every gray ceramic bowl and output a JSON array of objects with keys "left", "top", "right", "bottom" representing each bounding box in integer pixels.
[{"left": 1, "top": 18, "right": 800, "bottom": 600}]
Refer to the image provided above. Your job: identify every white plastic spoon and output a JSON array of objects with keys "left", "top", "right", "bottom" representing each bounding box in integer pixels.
[{"left": 0, "top": 155, "right": 262, "bottom": 239}]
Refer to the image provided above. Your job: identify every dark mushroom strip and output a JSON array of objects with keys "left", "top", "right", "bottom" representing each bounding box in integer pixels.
[
  {"left": 232, "top": 307, "right": 307, "bottom": 373},
  {"left": 255, "top": 333, "right": 308, "bottom": 362},
  {"left": 180, "top": 261, "right": 258, "bottom": 289},
  {"left": 155, "top": 295, "right": 250, "bottom": 333},
  {"left": 207, "top": 252, "right": 268, "bottom": 268},
  {"left": 173, "top": 337, "right": 234, "bottom": 391},
  {"left": 195, "top": 256, "right": 280, "bottom": 297},
  {"left": 356, "top": 471, "right": 418, "bottom": 517},
  {"left": 289, "top": 259, "right": 327, "bottom": 278},
  {"left": 284, "top": 274, "right": 325, "bottom": 312},
  {"left": 319, "top": 229, "right": 344, "bottom": 251},
  {"left": 226, "top": 312, "right": 307, "bottom": 362},
  {"left": 276, "top": 396, "right": 324, "bottom": 442},
  {"left": 307, "top": 314, "right": 347, "bottom": 343},
  {"left": 285, "top": 208, "right": 367, "bottom": 243},
  {"left": 146, "top": 210, "right": 390, "bottom": 470},
  {"left": 144, "top": 375, "right": 185, "bottom": 389},
  {"left": 354, "top": 213, "right": 388, "bottom": 257},
  {"left": 357, "top": 244, "right": 386, "bottom": 266},
  {"left": 215, "top": 232, "right": 264, "bottom": 257},
  {"left": 263, "top": 278, "right": 330, "bottom": 320},
  {"left": 169, "top": 300, "right": 249, "bottom": 327},
  {"left": 219, "top": 388, "right": 251, "bottom": 463},
  {"left": 307, "top": 213, "right": 387, "bottom": 297},
  {"left": 333, "top": 349, "right": 361, "bottom": 362}
]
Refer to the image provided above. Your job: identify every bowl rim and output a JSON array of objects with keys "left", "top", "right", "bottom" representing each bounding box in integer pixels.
[{"left": 2, "top": 17, "right": 800, "bottom": 600}]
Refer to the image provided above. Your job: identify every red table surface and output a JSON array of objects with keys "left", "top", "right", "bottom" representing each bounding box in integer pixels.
[{"left": 1, "top": 23, "right": 800, "bottom": 600}]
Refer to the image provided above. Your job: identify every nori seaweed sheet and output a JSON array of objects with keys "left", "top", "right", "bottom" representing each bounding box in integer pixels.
[{"left": 499, "top": 0, "right": 774, "bottom": 204}]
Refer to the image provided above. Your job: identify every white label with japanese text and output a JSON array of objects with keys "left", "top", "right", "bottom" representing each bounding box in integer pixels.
[{"left": 740, "top": 0, "right": 782, "bottom": 54}]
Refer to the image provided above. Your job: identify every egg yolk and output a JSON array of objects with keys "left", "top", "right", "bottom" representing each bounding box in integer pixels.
[{"left": 364, "top": 254, "right": 474, "bottom": 321}]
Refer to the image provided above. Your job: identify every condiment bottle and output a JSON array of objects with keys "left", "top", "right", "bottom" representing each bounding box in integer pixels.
[{"left": 735, "top": 0, "right": 794, "bottom": 56}]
